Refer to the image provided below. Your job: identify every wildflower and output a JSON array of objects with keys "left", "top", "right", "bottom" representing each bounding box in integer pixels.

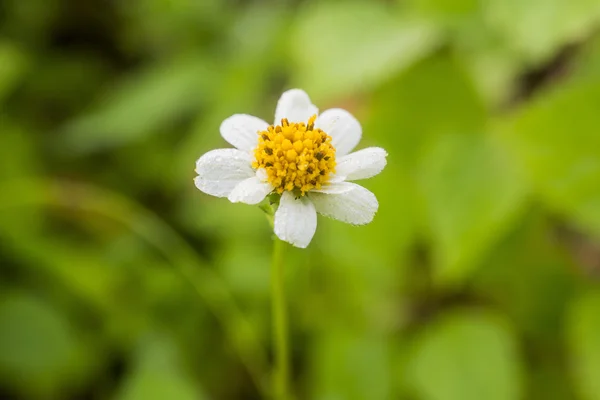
[{"left": 194, "top": 89, "right": 387, "bottom": 248}]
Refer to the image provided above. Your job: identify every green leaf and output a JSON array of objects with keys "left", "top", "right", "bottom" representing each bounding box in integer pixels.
[
  {"left": 409, "top": 0, "right": 479, "bottom": 19},
  {"left": 407, "top": 311, "right": 523, "bottom": 400},
  {"left": 572, "top": 35, "right": 600, "bottom": 81},
  {"left": 418, "top": 133, "right": 526, "bottom": 284},
  {"left": 367, "top": 53, "right": 487, "bottom": 167},
  {"left": 0, "top": 40, "right": 29, "bottom": 104},
  {"left": 0, "top": 122, "right": 42, "bottom": 239},
  {"left": 116, "top": 0, "right": 223, "bottom": 54},
  {"left": 485, "top": 0, "right": 600, "bottom": 63},
  {"left": 0, "top": 294, "right": 74, "bottom": 394},
  {"left": 0, "top": 123, "right": 36, "bottom": 182},
  {"left": 458, "top": 45, "right": 521, "bottom": 107},
  {"left": 60, "top": 55, "right": 217, "bottom": 152},
  {"left": 471, "top": 212, "right": 578, "bottom": 340},
  {"left": 117, "top": 335, "right": 206, "bottom": 400},
  {"left": 567, "top": 291, "right": 600, "bottom": 400},
  {"left": 501, "top": 77, "right": 600, "bottom": 236},
  {"left": 310, "top": 329, "right": 390, "bottom": 400},
  {"left": 290, "top": 2, "right": 440, "bottom": 101}
]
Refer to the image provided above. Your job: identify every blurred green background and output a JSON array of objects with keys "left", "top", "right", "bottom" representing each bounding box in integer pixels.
[{"left": 2, "top": 0, "right": 600, "bottom": 399}]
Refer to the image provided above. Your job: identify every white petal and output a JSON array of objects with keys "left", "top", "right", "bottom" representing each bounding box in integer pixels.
[
  {"left": 309, "top": 182, "right": 378, "bottom": 225},
  {"left": 194, "top": 149, "right": 254, "bottom": 197},
  {"left": 256, "top": 168, "right": 268, "bottom": 181},
  {"left": 220, "top": 114, "right": 269, "bottom": 152},
  {"left": 311, "top": 182, "right": 355, "bottom": 194},
  {"left": 335, "top": 147, "right": 388, "bottom": 181},
  {"left": 274, "top": 191, "right": 317, "bottom": 248},
  {"left": 228, "top": 176, "right": 273, "bottom": 205},
  {"left": 274, "top": 89, "right": 319, "bottom": 125},
  {"left": 315, "top": 108, "right": 362, "bottom": 157}
]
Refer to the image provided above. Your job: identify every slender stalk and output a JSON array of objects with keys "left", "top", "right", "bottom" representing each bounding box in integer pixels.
[{"left": 271, "top": 237, "right": 289, "bottom": 400}]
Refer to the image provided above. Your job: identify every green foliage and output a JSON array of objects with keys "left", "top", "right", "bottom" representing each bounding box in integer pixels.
[
  {"left": 117, "top": 336, "right": 206, "bottom": 400},
  {"left": 61, "top": 56, "right": 215, "bottom": 152},
  {"left": 484, "top": 0, "right": 600, "bottom": 63},
  {"left": 568, "top": 292, "right": 600, "bottom": 400},
  {"left": 2, "top": 0, "right": 600, "bottom": 398},
  {"left": 310, "top": 329, "right": 390, "bottom": 400},
  {"left": 0, "top": 294, "right": 75, "bottom": 398},
  {"left": 407, "top": 311, "right": 523, "bottom": 400},
  {"left": 501, "top": 77, "right": 600, "bottom": 236},
  {"left": 0, "top": 40, "right": 29, "bottom": 103},
  {"left": 418, "top": 133, "right": 526, "bottom": 284},
  {"left": 290, "top": 2, "right": 440, "bottom": 101}
]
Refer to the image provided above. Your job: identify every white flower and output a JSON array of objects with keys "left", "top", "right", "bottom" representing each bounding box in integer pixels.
[{"left": 194, "top": 89, "right": 387, "bottom": 248}]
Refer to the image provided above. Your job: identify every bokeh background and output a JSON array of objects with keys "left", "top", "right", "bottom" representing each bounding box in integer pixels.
[{"left": 2, "top": 0, "right": 600, "bottom": 399}]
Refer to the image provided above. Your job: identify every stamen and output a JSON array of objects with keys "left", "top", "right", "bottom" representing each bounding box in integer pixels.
[{"left": 253, "top": 114, "right": 336, "bottom": 195}]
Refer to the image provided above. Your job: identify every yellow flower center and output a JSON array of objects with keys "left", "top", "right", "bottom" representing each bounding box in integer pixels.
[{"left": 253, "top": 115, "right": 336, "bottom": 195}]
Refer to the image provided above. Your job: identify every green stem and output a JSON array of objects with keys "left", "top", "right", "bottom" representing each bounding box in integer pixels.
[{"left": 271, "top": 237, "right": 289, "bottom": 400}]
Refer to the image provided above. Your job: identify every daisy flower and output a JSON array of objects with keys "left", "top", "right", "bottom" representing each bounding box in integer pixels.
[{"left": 194, "top": 89, "right": 387, "bottom": 248}]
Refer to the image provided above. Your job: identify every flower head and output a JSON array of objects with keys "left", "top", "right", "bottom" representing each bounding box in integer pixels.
[{"left": 194, "top": 89, "right": 387, "bottom": 248}]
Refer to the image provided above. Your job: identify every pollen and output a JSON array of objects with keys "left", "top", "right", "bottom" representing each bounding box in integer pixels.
[{"left": 253, "top": 115, "right": 336, "bottom": 195}]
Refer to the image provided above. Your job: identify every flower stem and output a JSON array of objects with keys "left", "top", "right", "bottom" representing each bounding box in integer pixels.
[{"left": 271, "top": 237, "right": 289, "bottom": 400}]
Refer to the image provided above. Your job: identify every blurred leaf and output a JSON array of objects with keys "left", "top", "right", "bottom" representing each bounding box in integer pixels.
[
  {"left": 310, "top": 329, "right": 390, "bottom": 400},
  {"left": 471, "top": 211, "right": 580, "bottom": 399},
  {"left": 418, "top": 133, "right": 526, "bottom": 284},
  {"left": 60, "top": 55, "right": 217, "bottom": 152},
  {"left": 407, "top": 310, "right": 523, "bottom": 400},
  {"left": 0, "top": 294, "right": 74, "bottom": 395},
  {"left": 219, "top": 239, "right": 270, "bottom": 298},
  {"left": 290, "top": 1, "right": 440, "bottom": 101},
  {"left": 409, "top": 0, "right": 479, "bottom": 19},
  {"left": 501, "top": 77, "right": 600, "bottom": 236},
  {"left": 179, "top": 194, "right": 271, "bottom": 241},
  {"left": 407, "top": 0, "right": 523, "bottom": 105},
  {"left": 119, "top": 0, "right": 223, "bottom": 55},
  {"left": 0, "top": 124, "right": 39, "bottom": 182},
  {"left": 24, "top": 53, "right": 112, "bottom": 116},
  {"left": 2, "top": 0, "right": 60, "bottom": 45},
  {"left": 485, "top": 0, "right": 600, "bottom": 63},
  {"left": 459, "top": 45, "right": 520, "bottom": 106},
  {"left": 448, "top": 18, "right": 522, "bottom": 106},
  {"left": 0, "top": 40, "right": 29, "bottom": 103},
  {"left": 367, "top": 53, "right": 487, "bottom": 167},
  {"left": 118, "top": 335, "right": 206, "bottom": 400},
  {"left": 0, "top": 123, "right": 42, "bottom": 241},
  {"left": 229, "top": 2, "right": 288, "bottom": 59},
  {"left": 567, "top": 291, "right": 600, "bottom": 400},
  {"left": 572, "top": 35, "right": 600, "bottom": 81},
  {"left": 310, "top": 219, "right": 401, "bottom": 330},
  {"left": 472, "top": 211, "right": 577, "bottom": 340},
  {"left": 1, "top": 233, "right": 163, "bottom": 347},
  {"left": 0, "top": 178, "right": 269, "bottom": 395}
]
